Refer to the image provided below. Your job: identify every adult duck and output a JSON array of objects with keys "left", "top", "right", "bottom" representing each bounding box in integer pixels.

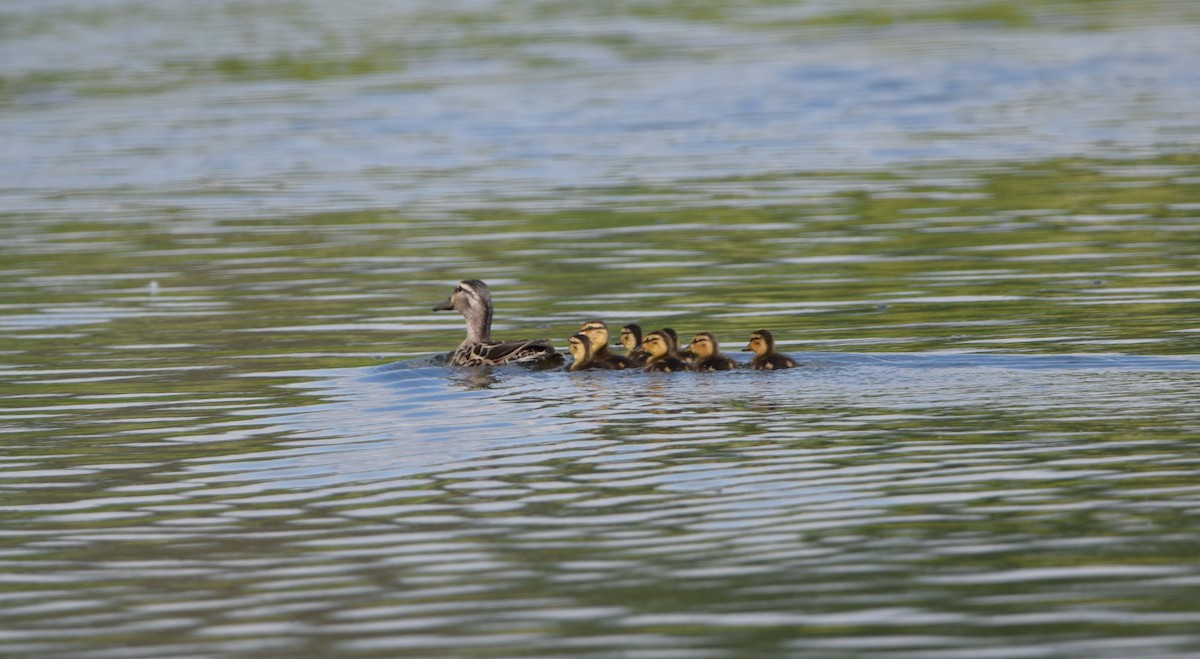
[{"left": 432, "top": 280, "right": 562, "bottom": 367}]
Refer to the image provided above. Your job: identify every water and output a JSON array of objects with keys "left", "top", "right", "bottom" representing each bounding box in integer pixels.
[{"left": 3, "top": 1, "right": 1200, "bottom": 657}]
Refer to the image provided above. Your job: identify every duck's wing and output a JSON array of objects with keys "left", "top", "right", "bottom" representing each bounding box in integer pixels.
[{"left": 460, "top": 338, "right": 561, "bottom": 366}]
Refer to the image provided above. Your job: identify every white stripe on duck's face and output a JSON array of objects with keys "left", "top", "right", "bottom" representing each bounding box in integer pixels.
[
  {"left": 434, "top": 280, "right": 495, "bottom": 344},
  {"left": 434, "top": 280, "right": 489, "bottom": 312}
]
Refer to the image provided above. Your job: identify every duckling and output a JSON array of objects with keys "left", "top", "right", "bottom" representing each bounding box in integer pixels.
[
  {"left": 567, "top": 333, "right": 609, "bottom": 371},
  {"left": 642, "top": 330, "right": 689, "bottom": 372},
  {"left": 578, "top": 320, "right": 637, "bottom": 369},
  {"left": 660, "top": 327, "right": 694, "bottom": 364},
  {"left": 688, "top": 332, "right": 737, "bottom": 371},
  {"left": 432, "top": 279, "right": 562, "bottom": 367},
  {"left": 618, "top": 323, "right": 650, "bottom": 365},
  {"left": 742, "top": 329, "right": 798, "bottom": 370},
  {"left": 660, "top": 327, "right": 680, "bottom": 352}
]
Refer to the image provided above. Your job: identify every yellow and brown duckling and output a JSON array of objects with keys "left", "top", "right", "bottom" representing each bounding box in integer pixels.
[
  {"left": 567, "top": 333, "right": 609, "bottom": 371},
  {"left": 742, "top": 329, "right": 798, "bottom": 370},
  {"left": 660, "top": 327, "right": 694, "bottom": 364},
  {"left": 618, "top": 323, "right": 650, "bottom": 365},
  {"left": 688, "top": 332, "right": 737, "bottom": 371},
  {"left": 578, "top": 320, "right": 637, "bottom": 369},
  {"left": 642, "top": 330, "right": 690, "bottom": 372},
  {"left": 433, "top": 279, "right": 562, "bottom": 367}
]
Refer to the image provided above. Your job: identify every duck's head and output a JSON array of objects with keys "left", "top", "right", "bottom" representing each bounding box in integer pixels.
[
  {"left": 689, "top": 332, "right": 719, "bottom": 359},
  {"left": 433, "top": 280, "right": 493, "bottom": 341},
  {"left": 619, "top": 324, "right": 642, "bottom": 352},
  {"left": 433, "top": 279, "right": 492, "bottom": 313},
  {"left": 567, "top": 333, "right": 594, "bottom": 370},
  {"left": 742, "top": 329, "right": 774, "bottom": 355},
  {"left": 642, "top": 330, "right": 673, "bottom": 358},
  {"left": 578, "top": 320, "right": 610, "bottom": 352}
]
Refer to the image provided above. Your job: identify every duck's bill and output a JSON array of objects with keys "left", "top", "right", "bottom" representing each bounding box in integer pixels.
[
  {"left": 741, "top": 344, "right": 753, "bottom": 352},
  {"left": 432, "top": 298, "right": 454, "bottom": 311}
]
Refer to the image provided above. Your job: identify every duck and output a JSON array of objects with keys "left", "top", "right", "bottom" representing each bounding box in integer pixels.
[
  {"left": 659, "top": 327, "right": 680, "bottom": 352},
  {"left": 432, "top": 279, "right": 563, "bottom": 367},
  {"left": 578, "top": 320, "right": 637, "bottom": 369},
  {"left": 567, "top": 333, "right": 609, "bottom": 371},
  {"left": 688, "top": 332, "right": 737, "bottom": 371},
  {"left": 618, "top": 323, "right": 650, "bottom": 365},
  {"left": 742, "top": 329, "right": 798, "bottom": 370},
  {"left": 660, "top": 327, "right": 694, "bottom": 364},
  {"left": 642, "top": 330, "right": 689, "bottom": 372}
]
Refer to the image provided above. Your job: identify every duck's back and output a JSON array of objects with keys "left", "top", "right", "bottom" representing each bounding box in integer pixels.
[
  {"left": 454, "top": 339, "right": 562, "bottom": 367},
  {"left": 695, "top": 355, "right": 737, "bottom": 371},
  {"left": 625, "top": 347, "right": 650, "bottom": 366},
  {"left": 751, "top": 352, "right": 797, "bottom": 370},
  {"left": 596, "top": 350, "right": 637, "bottom": 370},
  {"left": 646, "top": 356, "right": 689, "bottom": 373}
]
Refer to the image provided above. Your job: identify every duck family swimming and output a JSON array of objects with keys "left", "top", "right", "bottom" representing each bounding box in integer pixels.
[{"left": 433, "top": 279, "right": 798, "bottom": 371}]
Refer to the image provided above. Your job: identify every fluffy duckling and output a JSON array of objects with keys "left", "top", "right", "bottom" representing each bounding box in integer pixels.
[
  {"left": 578, "top": 320, "right": 637, "bottom": 370},
  {"left": 742, "top": 329, "right": 798, "bottom": 370},
  {"left": 567, "top": 333, "right": 608, "bottom": 371},
  {"left": 660, "top": 327, "right": 694, "bottom": 364},
  {"left": 618, "top": 323, "right": 650, "bottom": 365},
  {"left": 642, "top": 330, "right": 689, "bottom": 372},
  {"left": 433, "top": 279, "right": 562, "bottom": 367},
  {"left": 688, "top": 332, "right": 737, "bottom": 371},
  {"left": 659, "top": 327, "right": 680, "bottom": 352}
]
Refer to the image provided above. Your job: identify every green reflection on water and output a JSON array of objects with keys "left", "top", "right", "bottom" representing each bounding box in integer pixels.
[
  {"left": 2, "top": 155, "right": 1198, "bottom": 653},
  {"left": 2, "top": 154, "right": 1198, "bottom": 384},
  {"left": 4, "top": 0, "right": 1199, "bottom": 102}
]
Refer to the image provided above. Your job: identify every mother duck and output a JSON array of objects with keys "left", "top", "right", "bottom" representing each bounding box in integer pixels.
[{"left": 433, "top": 279, "right": 562, "bottom": 367}]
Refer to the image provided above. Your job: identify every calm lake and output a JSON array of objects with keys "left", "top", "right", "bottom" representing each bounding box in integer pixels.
[{"left": 3, "top": 0, "right": 1200, "bottom": 657}]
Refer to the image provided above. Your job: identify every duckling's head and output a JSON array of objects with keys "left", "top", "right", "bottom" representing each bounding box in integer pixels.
[
  {"left": 578, "top": 320, "right": 610, "bottom": 352},
  {"left": 742, "top": 329, "right": 774, "bottom": 356},
  {"left": 567, "top": 333, "right": 593, "bottom": 370},
  {"left": 619, "top": 324, "right": 642, "bottom": 352},
  {"left": 689, "top": 332, "right": 719, "bottom": 359},
  {"left": 642, "top": 330, "right": 672, "bottom": 358},
  {"left": 660, "top": 327, "right": 680, "bottom": 352}
]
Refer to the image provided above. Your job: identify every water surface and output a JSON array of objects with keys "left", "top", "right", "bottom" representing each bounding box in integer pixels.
[{"left": 2, "top": 1, "right": 1200, "bottom": 657}]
